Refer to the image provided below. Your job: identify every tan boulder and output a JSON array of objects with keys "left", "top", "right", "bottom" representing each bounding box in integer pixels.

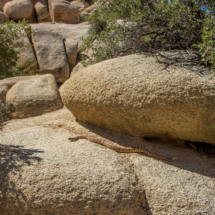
[
  {"left": 48, "top": 0, "right": 79, "bottom": 24},
  {"left": 6, "top": 74, "right": 63, "bottom": 118},
  {"left": 3, "top": 0, "right": 33, "bottom": 20},
  {"left": 31, "top": 23, "right": 70, "bottom": 83},
  {"left": 64, "top": 38, "right": 78, "bottom": 67},
  {"left": 35, "top": 2, "right": 51, "bottom": 22},
  {"left": 0, "top": 10, "right": 9, "bottom": 22},
  {"left": 60, "top": 54, "right": 215, "bottom": 145}
]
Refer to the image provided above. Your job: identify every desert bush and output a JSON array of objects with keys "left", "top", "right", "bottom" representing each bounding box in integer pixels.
[
  {"left": 0, "top": 20, "right": 33, "bottom": 79},
  {"left": 81, "top": 0, "right": 215, "bottom": 71}
]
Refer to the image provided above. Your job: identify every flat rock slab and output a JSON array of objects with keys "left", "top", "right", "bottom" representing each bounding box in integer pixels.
[
  {"left": 31, "top": 23, "right": 70, "bottom": 83},
  {"left": 5, "top": 74, "right": 63, "bottom": 118},
  {"left": 0, "top": 126, "right": 146, "bottom": 215},
  {"left": 1, "top": 108, "right": 215, "bottom": 214},
  {"left": 128, "top": 153, "right": 215, "bottom": 214},
  {"left": 56, "top": 22, "right": 92, "bottom": 47},
  {"left": 60, "top": 54, "right": 215, "bottom": 145}
]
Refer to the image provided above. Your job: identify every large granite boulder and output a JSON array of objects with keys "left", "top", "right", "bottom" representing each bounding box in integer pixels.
[
  {"left": 60, "top": 54, "right": 215, "bottom": 145},
  {"left": 3, "top": 0, "right": 33, "bottom": 20},
  {"left": 0, "top": 126, "right": 146, "bottom": 215},
  {"left": 31, "top": 23, "right": 70, "bottom": 83},
  {"left": 48, "top": 0, "right": 79, "bottom": 24},
  {"left": 5, "top": 74, "right": 63, "bottom": 118},
  {"left": 1, "top": 106, "right": 215, "bottom": 215}
]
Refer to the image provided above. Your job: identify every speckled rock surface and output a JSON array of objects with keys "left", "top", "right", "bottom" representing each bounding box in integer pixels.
[
  {"left": 3, "top": 0, "right": 33, "bottom": 20},
  {"left": 1, "top": 108, "right": 215, "bottom": 214},
  {"left": 31, "top": 23, "right": 70, "bottom": 83},
  {"left": 6, "top": 74, "right": 63, "bottom": 118},
  {"left": 0, "top": 126, "right": 147, "bottom": 215},
  {"left": 60, "top": 54, "right": 215, "bottom": 145},
  {"left": 0, "top": 76, "right": 36, "bottom": 103}
]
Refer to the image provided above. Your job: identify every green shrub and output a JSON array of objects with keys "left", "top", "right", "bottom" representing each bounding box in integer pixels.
[
  {"left": 0, "top": 20, "right": 33, "bottom": 79},
  {"left": 80, "top": 0, "right": 215, "bottom": 70}
]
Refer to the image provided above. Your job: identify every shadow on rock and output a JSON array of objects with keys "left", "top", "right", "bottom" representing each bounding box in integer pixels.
[
  {"left": 76, "top": 119, "right": 215, "bottom": 179},
  {"left": 0, "top": 144, "right": 43, "bottom": 209}
]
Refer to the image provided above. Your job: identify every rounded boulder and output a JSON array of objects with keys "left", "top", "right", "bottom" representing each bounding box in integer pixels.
[
  {"left": 3, "top": 0, "right": 33, "bottom": 20},
  {"left": 60, "top": 54, "right": 215, "bottom": 145}
]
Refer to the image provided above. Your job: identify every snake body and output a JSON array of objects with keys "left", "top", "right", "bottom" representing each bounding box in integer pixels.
[{"left": 68, "top": 136, "right": 174, "bottom": 161}]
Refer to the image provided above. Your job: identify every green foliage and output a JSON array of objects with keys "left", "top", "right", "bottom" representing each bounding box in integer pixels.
[
  {"left": 81, "top": 0, "right": 215, "bottom": 69},
  {"left": 0, "top": 102, "right": 14, "bottom": 129},
  {"left": 0, "top": 20, "right": 33, "bottom": 79},
  {"left": 193, "top": 16, "right": 215, "bottom": 70}
]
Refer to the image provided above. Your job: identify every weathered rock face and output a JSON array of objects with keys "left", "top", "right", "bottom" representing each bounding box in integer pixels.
[
  {"left": 49, "top": 0, "right": 79, "bottom": 24},
  {"left": 56, "top": 22, "right": 92, "bottom": 47},
  {"left": 35, "top": 2, "right": 51, "bottom": 22},
  {"left": 6, "top": 74, "right": 63, "bottom": 118},
  {"left": 3, "top": 0, "right": 33, "bottom": 20},
  {"left": 16, "top": 33, "right": 38, "bottom": 73},
  {"left": 0, "top": 10, "right": 9, "bottom": 22},
  {"left": 60, "top": 54, "right": 215, "bottom": 145},
  {"left": 0, "top": 126, "right": 146, "bottom": 215},
  {"left": 0, "top": 76, "right": 35, "bottom": 103},
  {"left": 31, "top": 23, "right": 70, "bottom": 83},
  {"left": 64, "top": 38, "right": 78, "bottom": 67}
]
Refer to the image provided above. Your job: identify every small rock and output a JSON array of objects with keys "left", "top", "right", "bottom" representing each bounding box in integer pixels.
[{"left": 6, "top": 74, "right": 63, "bottom": 118}]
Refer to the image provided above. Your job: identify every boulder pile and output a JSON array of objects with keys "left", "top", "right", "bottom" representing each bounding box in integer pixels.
[{"left": 0, "top": 0, "right": 96, "bottom": 23}]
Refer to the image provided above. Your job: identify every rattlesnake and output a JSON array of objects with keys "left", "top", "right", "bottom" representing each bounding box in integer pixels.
[{"left": 68, "top": 136, "right": 175, "bottom": 161}]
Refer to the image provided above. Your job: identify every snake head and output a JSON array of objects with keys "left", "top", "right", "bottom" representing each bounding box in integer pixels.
[{"left": 68, "top": 137, "right": 77, "bottom": 142}]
